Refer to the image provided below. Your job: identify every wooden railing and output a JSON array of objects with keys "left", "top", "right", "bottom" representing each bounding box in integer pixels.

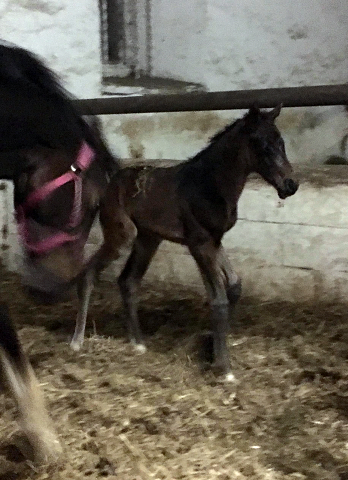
[{"left": 74, "top": 84, "right": 348, "bottom": 115}]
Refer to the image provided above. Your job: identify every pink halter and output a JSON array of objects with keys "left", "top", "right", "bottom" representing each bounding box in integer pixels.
[{"left": 16, "top": 142, "right": 95, "bottom": 255}]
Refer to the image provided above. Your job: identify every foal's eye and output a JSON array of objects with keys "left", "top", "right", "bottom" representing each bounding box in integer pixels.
[{"left": 262, "top": 143, "right": 273, "bottom": 156}]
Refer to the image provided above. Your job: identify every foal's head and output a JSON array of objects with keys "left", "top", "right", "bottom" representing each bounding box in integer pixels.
[{"left": 243, "top": 105, "right": 298, "bottom": 199}]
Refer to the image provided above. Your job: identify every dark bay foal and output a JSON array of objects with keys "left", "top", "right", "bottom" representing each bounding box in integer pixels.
[{"left": 73, "top": 105, "right": 298, "bottom": 381}]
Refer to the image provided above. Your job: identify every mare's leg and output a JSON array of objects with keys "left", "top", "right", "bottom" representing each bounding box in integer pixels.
[
  {"left": 70, "top": 208, "right": 137, "bottom": 351},
  {"left": 189, "top": 242, "right": 235, "bottom": 381},
  {"left": 0, "top": 304, "right": 61, "bottom": 462},
  {"left": 118, "top": 231, "right": 161, "bottom": 351}
]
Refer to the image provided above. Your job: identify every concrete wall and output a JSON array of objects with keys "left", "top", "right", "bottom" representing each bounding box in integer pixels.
[
  {"left": 0, "top": 0, "right": 101, "bottom": 97},
  {"left": 204, "top": 0, "right": 348, "bottom": 91},
  {"left": 102, "top": 0, "right": 348, "bottom": 165},
  {"left": 125, "top": 0, "right": 348, "bottom": 89},
  {"left": 150, "top": 0, "right": 206, "bottom": 84}
]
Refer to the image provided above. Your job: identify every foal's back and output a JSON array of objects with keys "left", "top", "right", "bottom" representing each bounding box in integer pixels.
[
  {"left": 104, "top": 163, "right": 187, "bottom": 243},
  {"left": 103, "top": 154, "right": 237, "bottom": 246}
]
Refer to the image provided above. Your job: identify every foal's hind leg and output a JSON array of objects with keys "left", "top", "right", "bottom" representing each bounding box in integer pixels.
[
  {"left": 70, "top": 209, "right": 137, "bottom": 351},
  {"left": 189, "top": 242, "right": 235, "bottom": 381},
  {"left": 70, "top": 269, "right": 94, "bottom": 351},
  {"left": 118, "top": 231, "right": 161, "bottom": 352}
]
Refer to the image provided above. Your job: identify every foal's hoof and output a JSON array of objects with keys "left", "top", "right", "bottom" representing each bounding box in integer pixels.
[
  {"left": 224, "top": 372, "right": 237, "bottom": 383},
  {"left": 213, "top": 371, "right": 238, "bottom": 385},
  {"left": 212, "top": 363, "right": 238, "bottom": 383},
  {"left": 131, "top": 341, "right": 147, "bottom": 354},
  {"left": 70, "top": 339, "right": 82, "bottom": 352},
  {"left": 31, "top": 431, "right": 62, "bottom": 464}
]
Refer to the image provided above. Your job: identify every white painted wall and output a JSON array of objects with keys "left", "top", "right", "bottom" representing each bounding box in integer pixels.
[
  {"left": 204, "top": 0, "right": 348, "bottom": 91},
  {"left": 146, "top": 0, "right": 348, "bottom": 90},
  {"left": 103, "top": 0, "right": 348, "bottom": 166},
  {"left": 150, "top": 0, "right": 206, "bottom": 84},
  {"left": 0, "top": 0, "right": 101, "bottom": 97}
]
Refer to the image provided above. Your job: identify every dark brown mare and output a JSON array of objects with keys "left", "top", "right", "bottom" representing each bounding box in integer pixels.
[
  {"left": 73, "top": 105, "right": 299, "bottom": 382},
  {"left": 0, "top": 40, "right": 118, "bottom": 461}
]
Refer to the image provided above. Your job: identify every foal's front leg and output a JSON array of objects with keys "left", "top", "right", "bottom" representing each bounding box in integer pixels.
[{"left": 189, "top": 242, "right": 235, "bottom": 381}]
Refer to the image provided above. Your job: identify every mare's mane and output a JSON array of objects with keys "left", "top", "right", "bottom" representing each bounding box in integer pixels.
[
  {"left": 0, "top": 42, "right": 117, "bottom": 176},
  {"left": 0, "top": 42, "right": 71, "bottom": 100}
]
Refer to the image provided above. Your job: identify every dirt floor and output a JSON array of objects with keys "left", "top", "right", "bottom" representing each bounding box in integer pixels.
[{"left": 0, "top": 267, "right": 348, "bottom": 480}]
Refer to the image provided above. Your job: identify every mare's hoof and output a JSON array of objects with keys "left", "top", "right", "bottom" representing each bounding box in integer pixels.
[{"left": 14, "top": 431, "right": 62, "bottom": 465}]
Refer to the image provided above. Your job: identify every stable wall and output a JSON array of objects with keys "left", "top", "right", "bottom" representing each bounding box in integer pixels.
[{"left": 102, "top": 0, "right": 348, "bottom": 166}]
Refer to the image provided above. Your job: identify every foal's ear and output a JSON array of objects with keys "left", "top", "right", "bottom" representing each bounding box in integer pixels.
[
  {"left": 268, "top": 103, "right": 283, "bottom": 120},
  {"left": 247, "top": 103, "right": 261, "bottom": 119}
]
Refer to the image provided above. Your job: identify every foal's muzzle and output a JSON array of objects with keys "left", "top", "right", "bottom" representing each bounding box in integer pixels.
[{"left": 277, "top": 178, "right": 298, "bottom": 199}]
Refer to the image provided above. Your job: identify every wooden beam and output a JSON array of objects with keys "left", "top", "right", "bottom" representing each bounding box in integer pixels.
[{"left": 74, "top": 84, "right": 348, "bottom": 115}]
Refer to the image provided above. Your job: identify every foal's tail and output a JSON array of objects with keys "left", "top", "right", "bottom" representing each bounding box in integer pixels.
[{"left": 0, "top": 304, "right": 61, "bottom": 462}]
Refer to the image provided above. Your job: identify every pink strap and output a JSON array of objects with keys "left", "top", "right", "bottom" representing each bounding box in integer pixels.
[
  {"left": 16, "top": 142, "right": 95, "bottom": 255},
  {"left": 75, "top": 141, "right": 94, "bottom": 170},
  {"left": 16, "top": 206, "right": 78, "bottom": 255},
  {"left": 22, "top": 142, "right": 95, "bottom": 212},
  {"left": 23, "top": 171, "right": 76, "bottom": 211}
]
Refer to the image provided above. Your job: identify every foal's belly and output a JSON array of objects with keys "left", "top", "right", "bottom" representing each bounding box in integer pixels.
[
  {"left": 129, "top": 193, "right": 186, "bottom": 243},
  {"left": 135, "top": 211, "right": 186, "bottom": 244}
]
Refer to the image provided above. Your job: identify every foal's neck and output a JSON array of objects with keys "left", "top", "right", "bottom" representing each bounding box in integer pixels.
[{"left": 213, "top": 134, "right": 252, "bottom": 206}]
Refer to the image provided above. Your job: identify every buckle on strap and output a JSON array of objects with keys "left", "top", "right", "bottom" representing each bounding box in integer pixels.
[{"left": 70, "top": 163, "right": 82, "bottom": 175}]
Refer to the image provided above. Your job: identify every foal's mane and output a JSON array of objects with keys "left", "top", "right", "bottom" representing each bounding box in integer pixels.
[
  {"left": 180, "top": 115, "right": 246, "bottom": 173},
  {"left": 208, "top": 116, "right": 245, "bottom": 144}
]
